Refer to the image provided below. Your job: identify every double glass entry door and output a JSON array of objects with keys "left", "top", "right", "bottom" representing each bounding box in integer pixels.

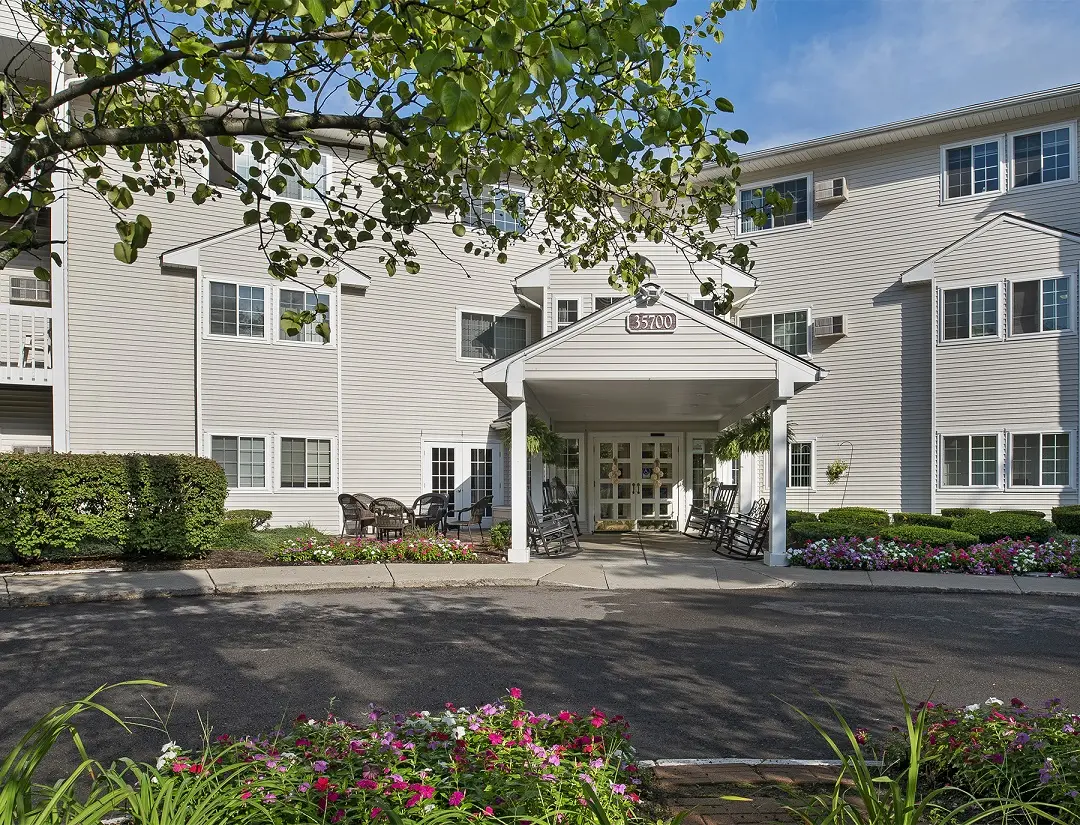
[{"left": 595, "top": 436, "right": 678, "bottom": 524}]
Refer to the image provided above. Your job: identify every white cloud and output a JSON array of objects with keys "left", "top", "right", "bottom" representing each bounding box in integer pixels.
[{"left": 752, "top": 0, "right": 1080, "bottom": 149}]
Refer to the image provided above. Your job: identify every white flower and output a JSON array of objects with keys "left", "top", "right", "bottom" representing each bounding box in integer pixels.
[
  {"left": 985, "top": 697, "right": 1004, "bottom": 706},
  {"left": 453, "top": 726, "right": 466, "bottom": 740},
  {"left": 965, "top": 704, "right": 981, "bottom": 712},
  {"left": 161, "top": 741, "right": 179, "bottom": 753}
]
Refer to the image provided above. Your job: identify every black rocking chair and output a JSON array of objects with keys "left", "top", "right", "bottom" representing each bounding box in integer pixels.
[
  {"left": 714, "top": 498, "right": 771, "bottom": 559},
  {"left": 683, "top": 483, "right": 738, "bottom": 538},
  {"left": 527, "top": 499, "right": 581, "bottom": 556}
]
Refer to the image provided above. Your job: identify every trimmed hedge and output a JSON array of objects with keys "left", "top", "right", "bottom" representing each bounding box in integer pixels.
[
  {"left": 994, "top": 509, "right": 1047, "bottom": 520},
  {"left": 226, "top": 509, "right": 273, "bottom": 530},
  {"left": 1051, "top": 505, "right": 1080, "bottom": 534},
  {"left": 819, "top": 507, "right": 890, "bottom": 528},
  {"left": 879, "top": 524, "right": 979, "bottom": 548},
  {"left": 952, "top": 512, "right": 1052, "bottom": 544},
  {"left": 213, "top": 518, "right": 261, "bottom": 550},
  {"left": 941, "top": 507, "right": 989, "bottom": 518},
  {"left": 0, "top": 453, "right": 227, "bottom": 561},
  {"left": 892, "top": 512, "right": 956, "bottom": 529},
  {"left": 787, "top": 510, "right": 817, "bottom": 524},
  {"left": 789, "top": 520, "right": 867, "bottom": 547}
]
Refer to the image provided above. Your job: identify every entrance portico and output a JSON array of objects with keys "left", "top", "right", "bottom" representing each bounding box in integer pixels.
[{"left": 479, "top": 283, "right": 827, "bottom": 566}]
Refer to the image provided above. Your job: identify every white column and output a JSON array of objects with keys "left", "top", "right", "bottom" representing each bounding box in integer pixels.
[
  {"left": 767, "top": 400, "right": 789, "bottom": 567},
  {"left": 509, "top": 399, "right": 529, "bottom": 563}
]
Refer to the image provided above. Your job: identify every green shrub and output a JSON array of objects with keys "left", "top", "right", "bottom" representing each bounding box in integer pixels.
[
  {"left": 788, "top": 520, "right": 872, "bottom": 547},
  {"left": 952, "top": 512, "right": 1052, "bottom": 543},
  {"left": 212, "top": 519, "right": 261, "bottom": 550},
  {"left": 489, "top": 520, "right": 511, "bottom": 551},
  {"left": 993, "top": 509, "right": 1046, "bottom": 520},
  {"left": 786, "top": 510, "right": 817, "bottom": 524},
  {"left": 892, "top": 512, "right": 956, "bottom": 529},
  {"left": 880, "top": 524, "right": 979, "bottom": 548},
  {"left": 941, "top": 507, "right": 989, "bottom": 518},
  {"left": 224, "top": 509, "right": 273, "bottom": 530},
  {"left": 819, "top": 507, "right": 890, "bottom": 528},
  {"left": 0, "top": 453, "right": 226, "bottom": 561},
  {"left": 1051, "top": 505, "right": 1080, "bottom": 534}
]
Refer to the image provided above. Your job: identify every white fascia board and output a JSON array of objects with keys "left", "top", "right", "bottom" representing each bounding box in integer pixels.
[
  {"left": 902, "top": 260, "right": 934, "bottom": 284},
  {"left": 514, "top": 264, "right": 551, "bottom": 288}
]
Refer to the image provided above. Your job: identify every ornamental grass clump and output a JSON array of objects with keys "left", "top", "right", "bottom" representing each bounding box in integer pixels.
[{"left": 270, "top": 536, "right": 478, "bottom": 565}]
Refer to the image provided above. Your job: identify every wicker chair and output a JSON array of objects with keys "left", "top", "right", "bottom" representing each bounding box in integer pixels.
[
  {"left": 371, "top": 497, "right": 413, "bottom": 541},
  {"left": 412, "top": 493, "right": 448, "bottom": 532},
  {"left": 714, "top": 498, "right": 771, "bottom": 559},
  {"left": 527, "top": 498, "right": 580, "bottom": 556},
  {"left": 446, "top": 495, "right": 493, "bottom": 541},
  {"left": 338, "top": 494, "right": 376, "bottom": 537},
  {"left": 684, "top": 484, "right": 738, "bottom": 538}
]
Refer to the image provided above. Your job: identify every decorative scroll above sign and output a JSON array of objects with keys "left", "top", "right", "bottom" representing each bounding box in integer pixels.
[{"left": 625, "top": 312, "right": 677, "bottom": 334}]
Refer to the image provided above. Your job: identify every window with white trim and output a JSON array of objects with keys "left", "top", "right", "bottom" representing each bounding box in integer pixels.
[
  {"left": 279, "top": 288, "right": 331, "bottom": 343},
  {"left": 464, "top": 186, "right": 528, "bottom": 233},
  {"left": 9, "top": 275, "right": 50, "bottom": 305},
  {"left": 942, "top": 138, "right": 1002, "bottom": 199},
  {"left": 739, "top": 310, "right": 809, "bottom": 356},
  {"left": 234, "top": 142, "right": 329, "bottom": 202},
  {"left": 210, "top": 282, "right": 265, "bottom": 338},
  {"left": 1011, "top": 276, "right": 1070, "bottom": 334},
  {"left": 211, "top": 435, "right": 266, "bottom": 488},
  {"left": 738, "top": 176, "right": 809, "bottom": 234},
  {"left": 789, "top": 442, "right": 813, "bottom": 488},
  {"left": 942, "top": 434, "right": 998, "bottom": 487},
  {"left": 1012, "top": 125, "right": 1074, "bottom": 188},
  {"left": 693, "top": 298, "right": 716, "bottom": 316},
  {"left": 593, "top": 296, "right": 619, "bottom": 312},
  {"left": 941, "top": 285, "right": 998, "bottom": 341},
  {"left": 1012, "top": 432, "right": 1070, "bottom": 487},
  {"left": 460, "top": 311, "right": 527, "bottom": 359},
  {"left": 280, "top": 437, "right": 332, "bottom": 488},
  {"left": 555, "top": 298, "right": 579, "bottom": 331}
]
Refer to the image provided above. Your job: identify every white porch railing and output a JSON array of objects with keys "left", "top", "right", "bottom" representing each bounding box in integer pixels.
[{"left": 0, "top": 304, "right": 53, "bottom": 384}]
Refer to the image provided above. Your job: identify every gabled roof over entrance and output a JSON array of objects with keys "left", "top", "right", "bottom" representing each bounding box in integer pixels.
[
  {"left": 902, "top": 213, "right": 1080, "bottom": 284},
  {"left": 479, "top": 283, "right": 826, "bottom": 428},
  {"left": 160, "top": 224, "right": 372, "bottom": 289}
]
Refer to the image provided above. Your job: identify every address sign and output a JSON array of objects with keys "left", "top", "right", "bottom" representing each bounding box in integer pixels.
[{"left": 625, "top": 312, "right": 677, "bottom": 334}]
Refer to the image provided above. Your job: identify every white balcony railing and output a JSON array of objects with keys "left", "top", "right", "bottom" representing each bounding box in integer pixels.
[{"left": 1, "top": 304, "right": 52, "bottom": 384}]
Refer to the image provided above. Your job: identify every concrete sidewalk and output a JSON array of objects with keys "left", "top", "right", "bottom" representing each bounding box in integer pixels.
[{"left": 2, "top": 551, "right": 1078, "bottom": 608}]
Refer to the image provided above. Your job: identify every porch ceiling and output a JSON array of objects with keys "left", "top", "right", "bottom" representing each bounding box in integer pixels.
[{"left": 528, "top": 377, "right": 772, "bottom": 423}]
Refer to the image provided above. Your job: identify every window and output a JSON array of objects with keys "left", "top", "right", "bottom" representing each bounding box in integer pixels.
[
  {"left": 464, "top": 186, "right": 528, "bottom": 233},
  {"left": 279, "top": 289, "right": 331, "bottom": 343},
  {"left": 789, "top": 442, "right": 813, "bottom": 488},
  {"left": 693, "top": 298, "right": 716, "bottom": 316},
  {"left": 9, "top": 275, "right": 50, "bottom": 305},
  {"left": 593, "top": 296, "right": 619, "bottom": 311},
  {"left": 546, "top": 436, "right": 581, "bottom": 516},
  {"left": 1012, "top": 433, "right": 1071, "bottom": 487},
  {"left": 280, "top": 437, "right": 332, "bottom": 488},
  {"left": 555, "top": 298, "right": 579, "bottom": 331},
  {"left": 471, "top": 447, "right": 494, "bottom": 516},
  {"left": 1011, "top": 276, "right": 1070, "bottom": 334},
  {"left": 941, "top": 285, "right": 998, "bottom": 341},
  {"left": 209, "top": 282, "right": 265, "bottom": 338},
  {"left": 942, "top": 434, "right": 998, "bottom": 487},
  {"left": 942, "top": 139, "right": 1001, "bottom": 200},
  {"left": 691, "top": 438, "right": 717, "bottom": 508},
  {"left": 1012, "top": 125, "right": 1073, "bottom": 188},
  {"left": 460, "top": 311, "right": 527, "bottom": 359},
  {"left": 211, "top": 436, "right": 265, "bottom": 488},
  {"left": 739, "top": 310, "right": 809, "bottom": 356},
  {"left": 11, "top": 445, "right": 52, "bottom": 454},
  {"left": 235, "top": 143, "right": 329, "bottom": 202},
  {"left": 738, "top": 176, "right": 810, "bottom": 234}
]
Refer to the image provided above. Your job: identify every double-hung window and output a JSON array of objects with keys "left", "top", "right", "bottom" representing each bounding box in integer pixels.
[
  {"left": 941, "top": 434, "right": 998, "bottom": 487},
  {"left": 1012, "top": 124, "right": 1074, "bottom": 188},
  {"left": 279, "top": 289, "right": 332, "bottom": 343},
  {"left": 210, "top": 282, "right": 265, "bottom": 338},
  {"left": 211, "top": 435, "right": 266, "bottom": 488},
  {"left": 593, "top": 296, "right": 619, "bottom": 312},
  {"left": 555, "top": 298, "right": 580, "bottom": 331},
  {"left": 1011, "top": 433, "right": 1071, "bottom": 487},
  {"left": 280, "top": 437, "right": 332, "bottom": 488},
  {"left": 942, "top": 139, "right": 1002, "bottom": 200},
  {"left": 464, "top": 186, "right": 528, "bottom": 233},
  {"left": 738, "top": 176, "right": 810, "bottom": 234},
  {"left": 739, "top": 310, "right": 809, "bottom": 356},
  {"left": 789, "top": 442, "right": 813, "bottom": 488},
  {"left": 1011, "top": 276, "right": 1070, "bottom": 334},
  {"left": 235, "top": 143, "right": 329, "bottom": 202},
  {"left": 460, "top": 311, "right": 527, "bottom": 359},
  {"left": 693, "top": 298, "right": 716, "bottom": 316},
  {"left": 941, "top": 285, "right": 998, "bottom": 341}
]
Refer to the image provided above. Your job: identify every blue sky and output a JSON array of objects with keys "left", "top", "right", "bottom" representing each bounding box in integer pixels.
[{"left": 673, "top": 0, "right": 1080, "bottom": 151}]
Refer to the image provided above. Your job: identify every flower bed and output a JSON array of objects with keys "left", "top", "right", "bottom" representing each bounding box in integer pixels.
[
  {"left": 270, "top": 535, "right": 479, "bottom": 565},
  {"left": 916, "top": 697, "right": 1080, "bottom": 812},
  {"left": 161, "top": 690, "right": 644, "bottom": 823},
  {"left": 788, "top": 537, "right": 1080, "bottom": 576}
]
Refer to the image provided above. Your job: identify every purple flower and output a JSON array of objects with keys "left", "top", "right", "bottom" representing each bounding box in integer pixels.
[{"left": 312, "top": 760, "right": 329, "bottom": 773}]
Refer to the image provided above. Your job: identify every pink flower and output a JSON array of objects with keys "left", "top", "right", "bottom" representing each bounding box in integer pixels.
[
  {"left": 449, "top": 790, "right": 466, "bottom": 807},
  {"left": 488, "top": 733, "right": 504, "bottom": 745},
  {"left": 508, "top": 687, "right": 522, "bottom": 699},
  {"left": 558, "top": 711, "right": 572, "bottom": 722},
  {"left": 370, "top": 808, "right": 382, "bottom": 819},
  {"left": 240, "top": 791, "right": 252, "bottom": 800}
]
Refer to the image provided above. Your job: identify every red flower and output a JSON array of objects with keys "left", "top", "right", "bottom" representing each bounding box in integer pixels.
[
  {"left": 314, "top": 777, "right": 331, "bottom": 792},
  {"left": 508, "top": 687, "right": 523, "bottom": 699}
]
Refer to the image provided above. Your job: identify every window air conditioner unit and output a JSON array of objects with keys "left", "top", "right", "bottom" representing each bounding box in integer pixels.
[
  {"left": 814, "top": 177, "right": 848, "bottom": 204},
  {"left": 813, "top": 315, "right": 846, "bottom": 338}
]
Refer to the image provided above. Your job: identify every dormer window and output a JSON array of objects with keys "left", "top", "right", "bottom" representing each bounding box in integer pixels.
[{"left": 464, "top": 186, "right": 528, "bottom": 233}]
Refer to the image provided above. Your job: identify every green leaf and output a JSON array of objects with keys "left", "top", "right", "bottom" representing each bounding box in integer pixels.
[
  {"left": 549, "top": 45, "right": 574, "bottom": 79},
  {"left": 267, "top": 201, "right": 292, "bottom": 224},
  {"left": 732, "top": 129, "right": 750, "bottom": 144},
  {"left": 0, "top": 193, "right": 28, "bottom": 217},
  {"left": 33, "top": 266, "right": 51, "bottom": 281},
  {"left": 715, "top": 97, "right": 735, "bottom": 113},
  {"left": 306, "top": 0, "right": 328, "bottom": 26},
  {"left": 452, "top": 224, "right": 466, "bottom": 237},
  {"left": 442, "top": 82, "right": 478, "bottom": 131}
]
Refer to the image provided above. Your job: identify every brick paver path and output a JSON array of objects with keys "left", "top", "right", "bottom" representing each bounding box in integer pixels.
[{"left": 650, "top": 763, "right": 846, "bottom": 825}]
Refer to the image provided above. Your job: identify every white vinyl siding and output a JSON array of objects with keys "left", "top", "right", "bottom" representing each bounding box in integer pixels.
[
  {"left": 941, "top": 434, "right": 999, "bottom": 488},
  {"left": 210, "top": 282, "right": 265, "bottom": 339},
  {"left": 738, "top": 175, "right": 811, "bottom": 235},
  {"left": 211, "top": 435, "right": 266, "bottom": 489},
  {"left": 1011, "top": 432, "right": 1071, "bottom": 487},
  {"left": 941, "top": 285, "right": 998, "bottom": 340},
  {"left": 789, "top": 442, "right": 813, "bottom": 488},
  {"left": 279, "top": 288, "right": 331, "bottom": 343},
  {"left": 739, "top": 310, "right": 809, "bottom": 356},
  {"left": 941, "top": 137, "right": 1003, "bottom": 200},
  {"left": 280, "top": 437, "right": 332, "bottom": 488},
  {"left": 1011, "top": 124, "right": 1075, "bottom": 188},
  {"left": 1011, "top": 275, "right": 1070, "bottom": 334},
  {"left": 459, "top": 310, "right": 528, "bottom": 360}
]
